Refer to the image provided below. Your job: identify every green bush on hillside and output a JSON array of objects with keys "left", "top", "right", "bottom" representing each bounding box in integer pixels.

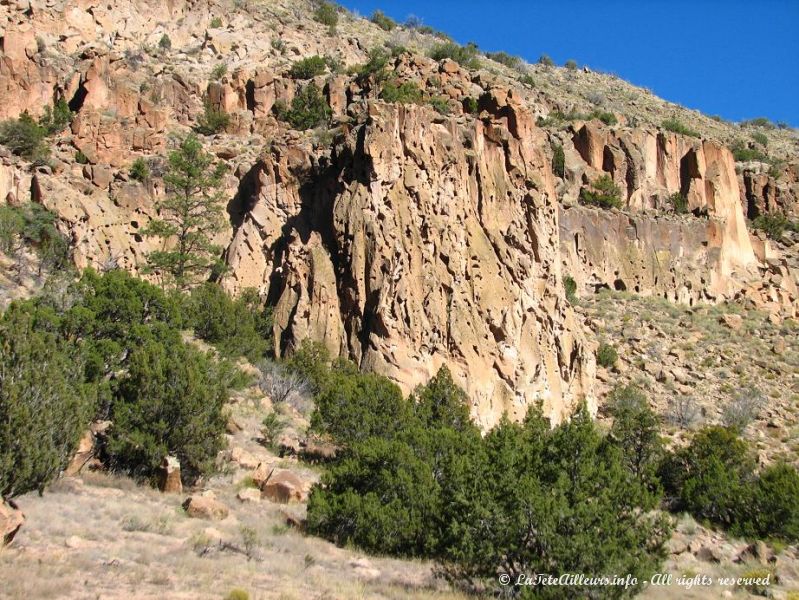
[
  {"left": 662, "top": 118, "right": 700, "bottom": 138},
  {"left": 752, "top": 213, "right": 796, "bottom": 240},
  {"left": 0, "top": 305, "right": 95, "bottom": 498},
  {"left": 289, "top": 55, "right": 327, "bottom": 79},
  {"left": 195, "top": 101, "right": 230, "bottom": 135},
  {"left": 380, "top": 80, "right": 423, "bottom": 105},
  {"left": 660, "top": 426, "right": 755, "bottom": 527},
  {"left": 0, "top": 269, "right": 254, "bottom": 490},
  {"left": 485, "top": 51, "right": 521, "bottom": 69},
  {"left": 105, "top": 335, "right": 230, "bottom": 484},
  {"left": 273, "top": 83, "right": 331, "bottom": 130},
  {"left": 597, "top": 341, "right": 619, "bottom": 367},
  {"left": 313, "top": 1, "right": 338, "bottom": 29},
  {"left": 429, "top": 42, "right": 480, "bottom": 69},
  {"left": 669, "top": 191, "right": 688, "bottom": 214},
  {"left": 307, "top": 366, "right": 672, "bottom": 598},
  {"left": 370, "top": 10, "right": 396, "bottom": 31},
  {"left": 580, "top": 175, "right": 623, "bottom": 209},
  {"left": 187, "top": 283, "right": 271, "bottom": 362}
]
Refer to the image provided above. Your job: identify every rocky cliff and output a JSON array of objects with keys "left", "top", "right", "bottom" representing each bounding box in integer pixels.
[{"left": 1, "top": 0, "right": 797, "bottom": 425}]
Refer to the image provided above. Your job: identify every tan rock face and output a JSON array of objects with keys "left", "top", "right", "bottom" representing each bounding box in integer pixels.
[
  {"left": 0, "top": 500, "right": 24, "bottom": 545},
  {"left": 250, "top": 97, "right": 595, "bottom": 428}
]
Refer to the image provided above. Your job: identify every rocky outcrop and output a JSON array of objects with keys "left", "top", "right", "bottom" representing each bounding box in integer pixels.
[
  {"left": 232, "top": 95, "right": 595, "bottom": 428},
  {"left": 1, "top": 0, "right": 797, "bottom": 427}
]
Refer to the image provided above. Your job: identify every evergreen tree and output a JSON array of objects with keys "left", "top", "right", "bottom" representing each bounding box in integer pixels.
[
  {"left": 142, "top": 135, "right": 227, "bottom": 289},
  {"left": 0, "top": 305, "right": 95, "bottom": 498}
]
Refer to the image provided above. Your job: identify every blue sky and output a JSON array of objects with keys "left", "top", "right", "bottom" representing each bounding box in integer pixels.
[{"left": 339, "top": 0, "right": 799, "bottom": 126}]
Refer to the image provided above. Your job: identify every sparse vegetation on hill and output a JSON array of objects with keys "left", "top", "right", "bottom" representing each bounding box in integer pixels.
[
  {"left": 662, "top": 118, "right": 700, "bottom": 138},
  {"left": 370, "top": 10, "right": 395, "bottom": 31},
  {"left": 429, "top": 42, "right": 480, "bottom": 69}
]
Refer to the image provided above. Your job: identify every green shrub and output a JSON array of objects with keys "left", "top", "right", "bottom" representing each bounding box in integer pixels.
[
  {"left": 285, "top": 339, "right": 331, "bottom": 394},
  {"left": 210, "top": 63, "right": 227, "bottom": 81},
  {"left": 129, "top": 157, "right": 150, "bottom": 182},
  {"left": 289, "top": 55, "right": 327, "bottom": 79},
  {"left": 731, "top": 140, "right": 769, "bottom": 162},
  {"left": 751, "top": 131, "right": 768, "bottom": 146},
  {"left": 158, "top": 34, "right": 171, "bottom": 50},
  {"left": 744, "top": 463, "right": 799, "bottom": 541},
  {"left": 518, "top": 74, "right": 535, "bottom": 87},
  {"left": 742, "top": 117, "right": 774, "bottom": 129},
  {"left": 462, "top": 96, "right": 478, "bottom": 114},
  {"left": 370, "top": 10, "right": 395, "bottom": 31},
  {"left": 307, "top": 370, "right": 670, "bottom": 596},
  {"left": 660, "top": 426, "right": 755, "bottom": 527},
  {"left": 537, "top": 109, "right": 616, "bottom": 127},
  {"left": 39, "top": 99, "right": 73, "bottom": 135},
  {"left": 311, "top": 367, "right": 411, "bottom": 444},
  {"left": 427, "top": 96, "right": 450, "bottom": 115},
  {"left": 580, "top": 174, "right": 623, "bottom": 209},
  {"left": 565, "top": 59, "right": 578, "bottom": 70},
  {"left": 261, "top": 412, "right": 286, "bottom": 448},
  {"left": 662, "top": 118, "right": 700, "bottom": 138},
  {"left": 597, "top": 341, "right": 618, "bottom": 368},
  {"left": 0, "top": 205, "right": 24, "bottom": 254},
  {"left": 485, "top": 51, "right": 521, "bottom": 69},
  {"left": 0, "top": 270, "right": 245, "bottom": 490},
  {"left": 274, "top": 83, "right": 331, "bottom": 130},
  {"left": 355, "top": 47, "right": 391, "bottom": 83},
  {"left": 0, "top": 202, "right": 70, "bottom": 270},
  {"left": 669, "top": 191, "right": 688, "bottom": 214},
  {"left": 0, "top": 305, "right": 95, "bottom": 498},
  {"left": 441, "top": 405, "right": 670, "bottom": 598},
  {"left": 195, "top": 101, "right": 230, "bottom": 135},
  {"left": 608, "top": 385, "right": 663, "bottom": 497},
  {"left": 223, "top": 590, "right": 249, "bottom": 600},
  {"left": 0, "top": 112, "right": 47, "bottom": 160},
  {"left": 429, "top": 42, "right": 480, "bottom": 69},
  {"left": 563, "top": 274, "right": 577, "bottom": 302},
  {"left": 380, "top": 80, "right": 423, "bottom": 105},
  {"left": 186, "top": 283, "right": 270, "bottom": 362},
  {"left": 313, "top": 1, "right": 338, "bottom": 28},
  {"left": 210, "top": 17, "right": 223, "bottom": 28},
  {"left": 106, "top": 334, "right": 229, "bottom": 484},
  {"left": 551, "top": 143, "right": 565, "bottom": 176},
  {"left": 752, "top": 213, "right": 794, "bottom": 240},
  {"left": 537, "top": 53, "right": 554, "bottom": 67},
  {"left": 75, "top": 150, "right": 89, "bottom": 164}
]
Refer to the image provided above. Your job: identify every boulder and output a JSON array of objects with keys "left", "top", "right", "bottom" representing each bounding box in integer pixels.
[
  {"left": 236, "top": 488, "right": 261, "bottom": 503},
  {"left": 720, "top": 314, "right": 743, "bottom": 330},
  {"left": 182, "top": 495, "right": 229, "bottom": 520},
  {"left": 1, "top": 500, "right": 24, "bottom": 545},
  {"left": 158, "top": 456, "right": 182, "bottom": 493},
  {"left": 261, "top": 469, "right": 306, "bottom": 503},
  {"left": 229, "top": 447, "right": 261, "bottom": 470}
]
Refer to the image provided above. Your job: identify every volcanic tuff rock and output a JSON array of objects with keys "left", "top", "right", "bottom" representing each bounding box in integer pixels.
[{"left": 1, "top": 0, "right": 798, "bottom": 425}]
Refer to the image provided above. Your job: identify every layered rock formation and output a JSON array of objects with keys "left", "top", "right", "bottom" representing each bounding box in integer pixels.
[{"left": 1, "top": 0, "right": 797, "bottom": 425}]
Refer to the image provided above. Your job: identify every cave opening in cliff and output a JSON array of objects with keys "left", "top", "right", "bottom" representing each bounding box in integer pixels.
[
  {"left": 68, "top": 84, "right": 88, "bottom": 114},
  {"left": 245, "top": 80, "right": 256, "bottom": 113},
  {"left": 613, "top": 279, "right": 627, "bottom": 291}
]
